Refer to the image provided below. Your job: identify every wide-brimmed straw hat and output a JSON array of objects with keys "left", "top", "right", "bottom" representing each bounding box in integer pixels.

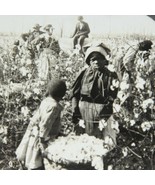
[
  {"left": 84, "top": 42, "right": 111, "bottom": 65},
  {"left": 44, "top": 24, "right": 54, "bottom": 31},
  {"left": 33, "top": 24, "right": 42, "bottom": 29}
]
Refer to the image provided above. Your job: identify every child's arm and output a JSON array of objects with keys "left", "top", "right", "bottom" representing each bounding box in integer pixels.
[{"left": 39, "top": 105, "right": 60, "bottom": 142}]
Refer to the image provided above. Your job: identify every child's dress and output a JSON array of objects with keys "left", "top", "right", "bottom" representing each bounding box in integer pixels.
[{"left": 16, "top": 97, "right": 63, "bottom": 169}]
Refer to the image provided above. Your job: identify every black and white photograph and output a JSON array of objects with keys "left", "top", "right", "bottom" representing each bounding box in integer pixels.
[
  {"left": 0, "top": 14, "right": 155, "bottom": 171},
  {"left": 0, "top": 1, "right": 155, "bottom": 176}
]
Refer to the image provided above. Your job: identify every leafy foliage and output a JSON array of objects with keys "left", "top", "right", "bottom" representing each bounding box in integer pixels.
[{"left": 0, "top": 36, "right": 155, "bottom": 170}]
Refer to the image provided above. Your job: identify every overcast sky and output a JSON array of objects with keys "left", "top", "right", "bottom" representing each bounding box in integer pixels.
[{"left": 0, "top": 15, "right": 155, "bottom": 37}]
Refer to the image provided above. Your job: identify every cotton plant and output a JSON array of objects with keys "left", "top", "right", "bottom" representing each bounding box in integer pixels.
[
  {"left": 129, "top": 119, "right": 136, "bottom": 126},
  {"left": 21, "top": 106, "right": 30, "bottom": 117},
  {"left": 110, "top": 43, "right": 155, "bottom": 167},
  {"left": 113, "top": 102, "right": 121, "bottom": 113},
  {"left": 116, "top": 74, "right": 131, "bottom": 105},
  {"left": 78, "top": 119, "right": 85, "bottom": 129},
  {"left": 110, "top": 78, "right": 120, "bottom": 91},
  {"left": 141, "top": 98, "right": 154, "bottom": 111},
  {"left": 135, "top": 76, "right": 146, "bottom": 90},
  {"left": 107, "top": 63, "right": 116, "bottom": 72},
  {"left": 141, "top": 121, "right": 153, "bottom": 132},
  {"left": 98, "top": 119, "right": 107, "bottom": 131},
  {"left": 122, "top": 147, "right": 128, "bottom": 157},
  {"left": 148, "top": 52, "right": 155, "bottom": 73},
  {"left": 32, "top": 87, "right": 40, "bottom": 95},
  {"left": 104, "top": 136, "right": 114, "bottom": 149}
]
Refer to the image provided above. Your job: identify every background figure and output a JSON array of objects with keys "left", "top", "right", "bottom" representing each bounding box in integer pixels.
[
  {"left": 117, "top": 40, "right": 153, "bottom": 82},
  {"left": 42, "top": 24, "right": 60, "bottom": 55},
  {"left": 71, "top": 16, "right": 90, "bottom": 52},
  {"left": 10, "top": 40, "right": 21, "bottom": 61},
  {"left": 36, "top": 24, "right": 60, "bottom": 81},
  {"left": 70, "top": 43, "right": 119, "bottom": 140},
  {"left": 0, "top": 56, "right": 4, "bottom": 82},
  {"left": 15, "top": 79, "right": 67, "bottom": 170},
  {"left": 116, "top": 40, "right": 153, "bottom": 109},
  {"left": 21, "top": 23, "right": 44, "bottom": 43}
]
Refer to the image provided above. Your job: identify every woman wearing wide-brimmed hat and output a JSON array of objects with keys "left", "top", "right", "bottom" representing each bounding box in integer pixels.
[
  {"left": 35, "top": 24, "right": 60, "bottom": 81},
  {"left": 44, "top": 24, "right": 54, "bottom": 32},
  {"left": 21, "top": 23, "right": 44, "bottom": 43},
  {"left": 33, "top": 23, "right": 42, "bottom": 30},
  {"left": 70, "top": 42, "right": 119, "bottom": 142},
  {"left": 41, "top": 24, "right": 59, "bottom": 52}
]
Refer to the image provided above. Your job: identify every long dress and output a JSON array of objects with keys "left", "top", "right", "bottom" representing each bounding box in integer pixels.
[
  {"left": 16, "top": 97, "right": 63, "bottom": 169},
  {"left": 70, "top": 67, "right": 119, "bottom": 143}
]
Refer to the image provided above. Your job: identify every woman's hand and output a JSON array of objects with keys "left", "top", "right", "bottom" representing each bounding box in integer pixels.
[
  {"left": 39, "top": 143, "right": 46, "bottom": 152},
  {"left": 38, "top": 138, "right": 48, "bottom": 154}
]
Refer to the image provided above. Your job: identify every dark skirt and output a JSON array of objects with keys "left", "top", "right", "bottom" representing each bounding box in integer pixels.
[{"left": 79, "top": 101, "right": 116, "bottom": 143}]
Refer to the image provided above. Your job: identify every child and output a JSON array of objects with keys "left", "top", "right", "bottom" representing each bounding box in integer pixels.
[{"left": 16, "top": 79, "right": 67, "bottom": 170}]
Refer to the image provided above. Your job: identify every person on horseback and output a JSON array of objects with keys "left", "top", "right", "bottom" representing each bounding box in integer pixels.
[
  {"left": 71, "top": 16, "right": 90, "bottom": 53},
  {"left": 10, "top": 40, "right": 21, "bottom": 61}
]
